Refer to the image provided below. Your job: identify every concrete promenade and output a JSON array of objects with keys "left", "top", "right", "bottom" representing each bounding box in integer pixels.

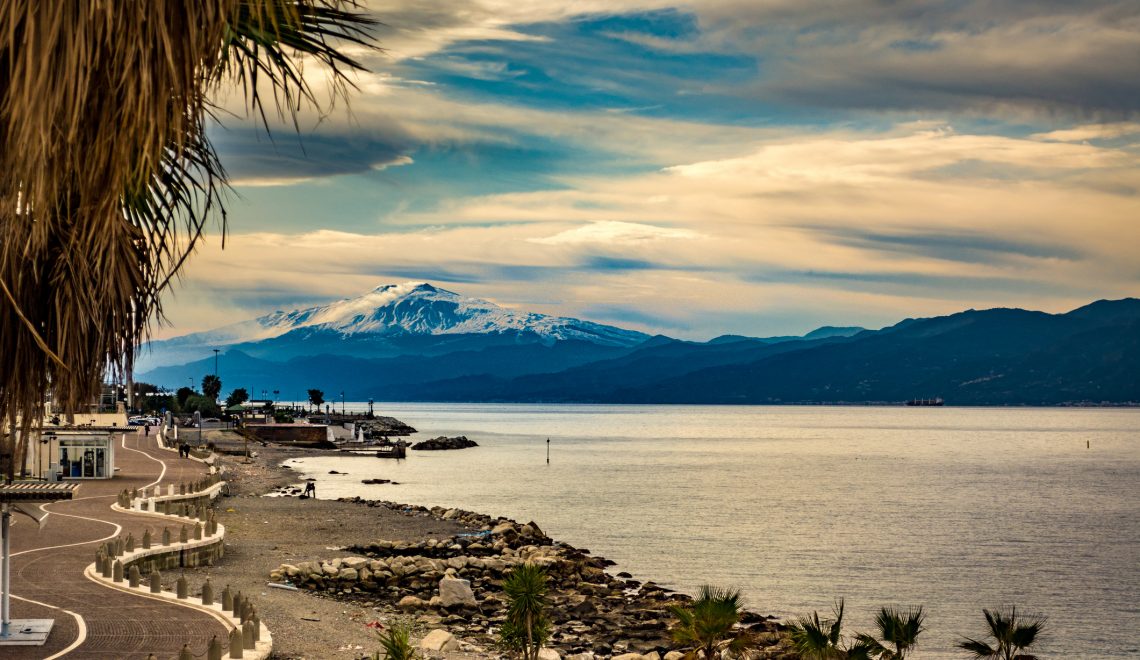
[{"left": 6, "top": 430, "right": 232, "bottom": 659}]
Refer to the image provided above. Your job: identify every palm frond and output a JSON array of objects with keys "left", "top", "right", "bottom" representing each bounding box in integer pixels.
[
  {"left": 218, "top": 0, "right": 378, "bottom": 130},
  {"left": 0, "top": 0, "right": 375, "bottom": 479},
  {"left": 854, "top": 633, "right": 889, "bottom": 657},
  {"left": 957, "top": 638, "right": 997, "bottom": 658}
]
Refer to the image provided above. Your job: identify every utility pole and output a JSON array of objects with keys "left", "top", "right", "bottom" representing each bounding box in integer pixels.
[{"left": 213, "top": 348, "right": 220, "bottom": 376}]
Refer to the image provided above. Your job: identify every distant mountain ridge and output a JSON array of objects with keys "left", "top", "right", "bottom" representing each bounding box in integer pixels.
[{"left": 138, "top": 288, "right": 1140, "bottom": 406}]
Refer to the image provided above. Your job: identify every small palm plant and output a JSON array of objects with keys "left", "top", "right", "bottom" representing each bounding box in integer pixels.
[
  {"left": 498, "top": 564, "right": 552, "bottom": 660},
  {"left": 958, "top": 607, "right": 1046, "bottom": 660},
  {"left": 669, "top": 585, "right": 760, "bottom": 660},
  {"left": 787, "top": 598, "right": 874, "bottom": 660},
  {"left": 372, "top": 622, "right": 416, "bottom": 660},
  {"left": 787, "top": 599, "right": 845, "bottom": 660},
  {"left": 855, "top": 606, "right": 926, "bottom": 659}
]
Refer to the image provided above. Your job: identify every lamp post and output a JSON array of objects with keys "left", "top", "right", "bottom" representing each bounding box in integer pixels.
[
  {"left": 340, "top": 391, "right": 345, "bottom": 415},
  {"left": 213, "top": 348, "right": 220, "bottom": 376}
]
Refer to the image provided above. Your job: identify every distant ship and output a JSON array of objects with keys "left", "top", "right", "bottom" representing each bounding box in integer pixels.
[{"left": 905, "top": 397, "right": 944, "bottom": 406}]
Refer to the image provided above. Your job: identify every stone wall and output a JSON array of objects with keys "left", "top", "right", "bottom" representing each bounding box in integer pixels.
[
  {"left": 124, "top": 535, "right": 225, "bottom": 574},
  {"left": 242, "top": 424, "right": 334, "bottom": 447}
]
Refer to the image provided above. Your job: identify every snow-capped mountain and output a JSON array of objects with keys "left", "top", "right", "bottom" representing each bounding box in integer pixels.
[{"left": 137, "top": 283, "right": 648, "bottom": 371}]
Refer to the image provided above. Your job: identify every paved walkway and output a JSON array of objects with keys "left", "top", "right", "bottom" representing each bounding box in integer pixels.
[{"left": 7, "top": 430, "right": 232, "bottom": 659}]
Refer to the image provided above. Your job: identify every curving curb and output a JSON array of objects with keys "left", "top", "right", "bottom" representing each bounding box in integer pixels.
[
  {"left": 93, "top": 445, "right": 273, "bottom": 659},
  {"left": 83, "top": 561, "right": 271, "bottom": 659}
]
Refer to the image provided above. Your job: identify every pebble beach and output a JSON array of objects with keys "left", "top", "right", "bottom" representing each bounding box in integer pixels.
[{"left": 190, "top": 438, "right": 793, "bottom": 659}]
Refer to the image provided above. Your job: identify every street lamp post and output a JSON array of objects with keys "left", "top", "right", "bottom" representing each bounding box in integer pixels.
[
  {"left": 213, "top": 349, "right": 220, "bottom": 376},
  {"left": 340, "top": 391, "right": 345, "bottom": 415}
]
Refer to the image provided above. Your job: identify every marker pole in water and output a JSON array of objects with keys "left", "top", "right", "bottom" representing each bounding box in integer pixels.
[{"left": 546, "top": 437, "right": 550, "bottom": 464}]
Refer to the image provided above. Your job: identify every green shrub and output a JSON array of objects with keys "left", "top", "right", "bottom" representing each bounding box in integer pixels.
[
  {"left": 498, "top": 564, "right": 552, "bottom": 660},
  {"left": 372, "top": 622, "right": 416, "bottom": 660}
]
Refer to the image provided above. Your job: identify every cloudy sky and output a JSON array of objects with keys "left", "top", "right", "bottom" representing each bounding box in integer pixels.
[{"left": 164, "top": 0, "right": 1140, "bottom": 340}]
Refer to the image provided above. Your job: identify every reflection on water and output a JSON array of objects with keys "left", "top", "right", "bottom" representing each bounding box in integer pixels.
[{"left": 286, "top": 404, "right": 1140, "bottom": 659}]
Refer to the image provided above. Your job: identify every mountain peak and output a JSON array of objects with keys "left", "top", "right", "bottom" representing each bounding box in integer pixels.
[
  {"left": 137, "top": 282, "right": 649, "bottom": 371},
  {"left": 372, "top": 282, "right": 436, "bottom": 294}
]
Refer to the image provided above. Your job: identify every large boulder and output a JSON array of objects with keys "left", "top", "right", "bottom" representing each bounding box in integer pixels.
[
  {"left": 538, "top": 648, "right": 562, "bottom": 660},
  {"left": 438, "top": 575, "right": 477, "bottom": 608},
  {"left": 419, "top": 629, "right": 459, "bottom": 652}
]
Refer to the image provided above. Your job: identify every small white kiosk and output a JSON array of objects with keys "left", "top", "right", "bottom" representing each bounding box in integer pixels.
[
  {"left": 56, "top": 431, "right": 114, "bottom": 479},
  {"left": 28, "top": 430, "right": 116, "bottom": 481}
]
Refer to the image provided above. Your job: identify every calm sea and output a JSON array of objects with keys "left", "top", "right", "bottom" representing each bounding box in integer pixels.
[{"left": 284, "top": 404, "right": 1140, "bottom": 658}]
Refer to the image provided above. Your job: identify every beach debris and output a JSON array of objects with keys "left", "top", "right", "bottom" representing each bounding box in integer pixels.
[{"left": 267, "top": 582, "right": 298, "bottom": 591}]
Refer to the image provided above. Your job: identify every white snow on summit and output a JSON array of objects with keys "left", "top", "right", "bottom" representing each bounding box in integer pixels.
[
  {"left": 246, "top": 282, "right": 642, "bottom": 342},
  {"left": 139, "top": 283, "right": 648, "bottom": 370}
]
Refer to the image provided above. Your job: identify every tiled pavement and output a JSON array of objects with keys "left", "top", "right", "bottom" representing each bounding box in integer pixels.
[{"left": 6, "top": 431, "right": 232, "bottom": 659}]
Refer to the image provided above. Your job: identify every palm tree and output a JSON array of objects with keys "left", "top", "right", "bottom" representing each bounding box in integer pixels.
[
  {"left": 669, "top": 585, "right": 759, "bottom": 660},
  {"left": 788, "top": 599, "right": 845, "bottom": 660},
  {"left": 0, "top": 1, "right": 375, "bottom": 479},
  {"left": 855, "top": 606, "right": 925, "bottom": 659},
  {"left": 202, "top": 375, "right": 223, "bottom": 401},
  {"left": 499, "top": 564, "right": 551, "bottom": 660},
  {"left": 958, "top": 607, "right": 1046, "bottom": 660},
  {"left": 787, "top": 599, "right": 875, "bottom": 660}
]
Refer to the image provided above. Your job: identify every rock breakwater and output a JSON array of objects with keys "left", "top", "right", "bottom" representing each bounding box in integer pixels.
[
  {"left": 410, "top": 435, "right": 479, "bottom": 451},
  {"left": 269, "top": 500, "right": 795, "bottom": 659}
]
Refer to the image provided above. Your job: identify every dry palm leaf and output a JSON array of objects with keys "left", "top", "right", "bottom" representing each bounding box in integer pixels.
[{"left": 0, "top": 0, "right": 375, "bottom": 479}]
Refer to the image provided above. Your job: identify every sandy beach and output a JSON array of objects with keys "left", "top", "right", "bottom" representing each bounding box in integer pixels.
[{"left": 183, "top": 442, "right": 476, "bottom": 659}]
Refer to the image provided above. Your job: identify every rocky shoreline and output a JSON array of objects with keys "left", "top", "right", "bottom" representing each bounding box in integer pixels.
[
  {"left": 268, "top": 499, "right": 796, "bottom": 660},
  {"left": 195, "top": 433, "right": 797, "bottom": 659}
]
